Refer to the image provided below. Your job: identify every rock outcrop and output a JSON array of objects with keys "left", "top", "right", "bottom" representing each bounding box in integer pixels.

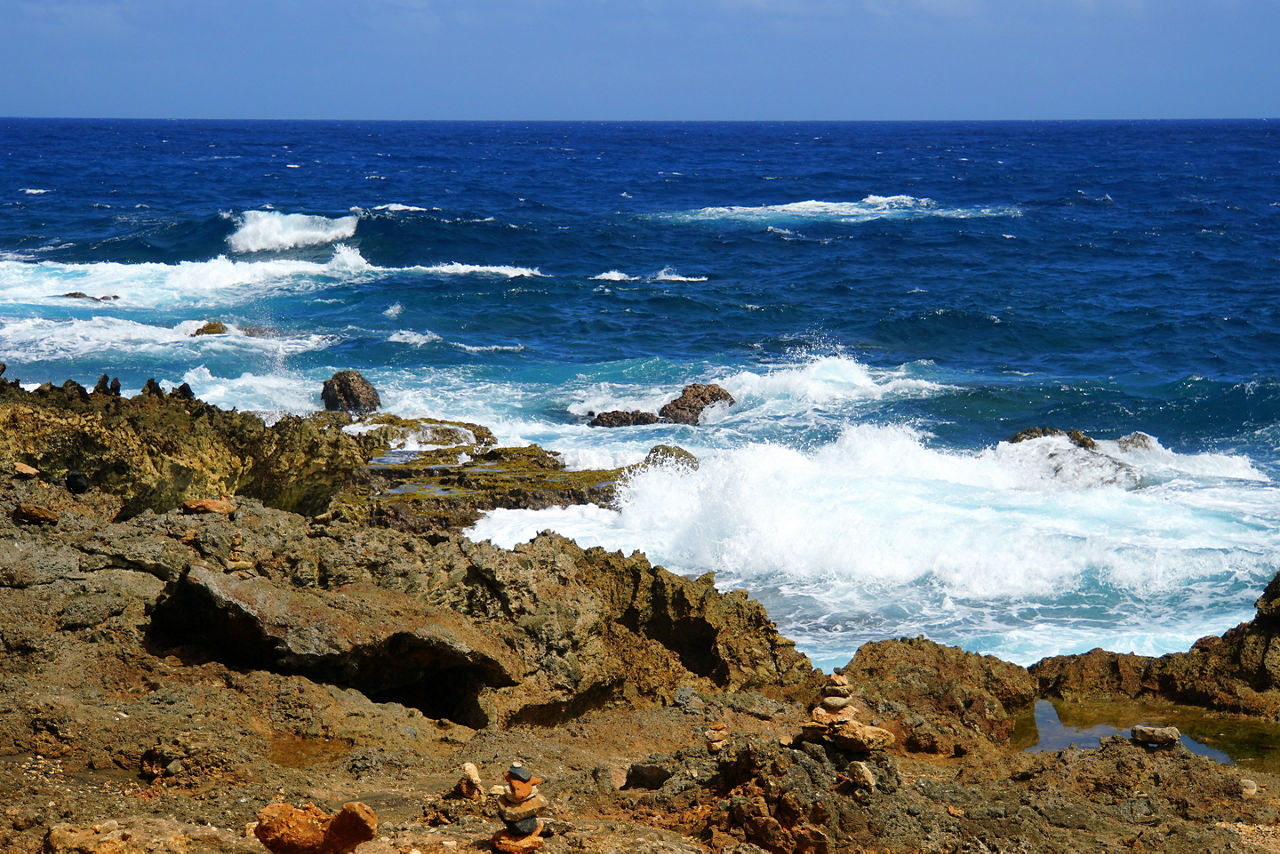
[
  {"left": 321, "top": 370, "right": 381, "bottom": 415},
  {"left": 588, "top": 409, "right": 660, "bottom": 428},
  {"left": 659, "top": 383, "right": 735, "bottom": 425},
  {"left": 1034, "top": 573, "right": 1280, "bottom": 719}
]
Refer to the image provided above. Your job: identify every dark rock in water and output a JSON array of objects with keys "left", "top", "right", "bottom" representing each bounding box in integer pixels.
[
  {"left": 658, "top": 383, "right": 735, "bottom": 425},
  {"left": 1007, "top": 426, "right": 1097, "bottom": 450},
  {"left": 322, "top": 370, "right": 381, "bottom": 415},
  {"left": 65, "top": 470, "right": 90, "bottom": 494},
  {"left": 191, "top": 321, "right": 228, "bottom": 336},
  {"left": 588, "top": 409, "right": 659, "bottom": 428},
  {"left": 60, "top": 291, "right": 118, "bottom": 302}
]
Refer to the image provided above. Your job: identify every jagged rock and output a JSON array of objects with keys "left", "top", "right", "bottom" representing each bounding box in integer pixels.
[
  {"left": 840, "top": 637, "right": 1035, "bottom": 756},
  {"left": 0, "top": 377, "right": 370, "bottom": 517},
  {"left": 12, "top": 461, "right": 38, "bottom": 478},
  {"left": 321, "top": 370, "right": 381, "bottom": 415},
  {"left": 253, "top": 801, "right": 377, "bottom": 854},
  {"left": 588, "top": 409, "right": 660, "bottom": 427},
  {"left": 1007, "top": 425, "right": 1097, "bottom": 450},
  {"left": 658, "top": 383, "right": 735, "bottom": 425},
  {"left": 192, "top": 321, "right": 228, "bottom": 335}
]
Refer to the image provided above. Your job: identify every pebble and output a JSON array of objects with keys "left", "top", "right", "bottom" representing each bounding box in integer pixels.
[
  {"left": 1241, "top": 778, "right": 1258, "bottom": 799},
  {"left": 821, "top": 695, "right": 852, "bottom": 710}
]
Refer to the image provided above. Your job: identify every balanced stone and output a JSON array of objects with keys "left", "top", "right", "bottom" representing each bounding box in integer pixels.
[
  {"left": 1130, "top": 725, "right": 1180, "bottom": 746},
  {"left": 498, "top": 793, "right": 547, "bottom": 823}
]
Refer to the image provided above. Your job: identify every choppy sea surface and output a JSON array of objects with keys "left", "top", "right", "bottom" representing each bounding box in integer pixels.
[{"left": 3, "top": 118, "right": 1278, "bottom": 669}]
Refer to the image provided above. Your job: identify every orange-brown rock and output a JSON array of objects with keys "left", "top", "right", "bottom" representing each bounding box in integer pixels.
[
  {"left": 506, "top": 774, "right": 544, "bottom": 802},
  {"left": 253, "top": 801, "right": 377, "bottom": 854},
  {"left": 491, "top": 821, "right": 545, "bottom": 853},
  {"left": 180, "top": 498, "right": 237, "bottom": 516},
  {"left": 13, "top": 461, "right": 38, "bottom": 478},
  {"left": 11, "top": 502, "right": 58, "bottom": 525}
]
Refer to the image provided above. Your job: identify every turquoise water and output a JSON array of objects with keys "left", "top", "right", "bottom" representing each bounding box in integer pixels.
[{"left": 3, "top": 119, "right": 1279, "bottom": 667}]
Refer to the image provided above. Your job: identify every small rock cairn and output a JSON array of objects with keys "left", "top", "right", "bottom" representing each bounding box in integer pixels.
[
  {"left": 799, "top": 672, "right": 896, "bottom": 754},
  {"left": 489, "top": 761, "right": 549, "bottom": 853}
]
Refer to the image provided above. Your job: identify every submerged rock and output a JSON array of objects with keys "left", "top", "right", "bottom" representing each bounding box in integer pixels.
[{"left": 321, "top": 370, "right": 381, "bottom": 415}]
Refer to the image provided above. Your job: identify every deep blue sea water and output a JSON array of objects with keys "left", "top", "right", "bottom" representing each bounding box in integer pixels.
[{"left": 3, "top": 118, "right": 1279, "bottom": 668}]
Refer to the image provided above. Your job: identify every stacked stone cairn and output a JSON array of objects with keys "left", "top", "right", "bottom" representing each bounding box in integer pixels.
[
  {"left": 489, "top": 762, "right": 549, "bottom": 853},
  {"left": 799, "top": 672, "right": 896, "bottom": 754},
  {"left": 704, "top": 721, "right": 728, "bottom": 753}
]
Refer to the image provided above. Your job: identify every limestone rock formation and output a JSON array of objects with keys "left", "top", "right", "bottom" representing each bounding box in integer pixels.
[
  {"left": 658, "top": 383, "right": 735, "bottom": 425},
  {"left": 321, "top": 370, "right": 381, "bottom": 415}
]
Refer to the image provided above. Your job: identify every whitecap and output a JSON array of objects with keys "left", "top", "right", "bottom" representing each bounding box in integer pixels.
[
  {"left": 411, "top": 262, "right": 546, "bottom": 278},
  {"left": 226, "top": 210, "right": 359, "bottom": 253},
  {"left": 591, "top": 270, "right": 639, "bottom": 282},
  {"left": 651, "top": 266, "right": 707, "bottom": 283},
  {"left": 388, "top": 330, "right": 444, "bottom": 347}
]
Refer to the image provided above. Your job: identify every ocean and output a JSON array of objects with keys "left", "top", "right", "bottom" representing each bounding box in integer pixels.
[{"left": 3, "top": 118, "right": 1278, "bottom": 670}]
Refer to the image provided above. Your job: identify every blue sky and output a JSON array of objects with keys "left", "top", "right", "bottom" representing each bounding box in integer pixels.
[{"left": 3, "top": 0, "right": 1278, "bottom": 120}]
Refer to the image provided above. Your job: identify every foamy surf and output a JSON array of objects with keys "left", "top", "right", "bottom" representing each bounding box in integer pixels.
[
  {"left": 0, "top": 246, "right": 372, "bottom": 309},
  {"left": 226, "top": 210, "right": 359, "bottom": 253},
  {"left": 467, "top": 423, "right": 1280, "bottom": 667}
]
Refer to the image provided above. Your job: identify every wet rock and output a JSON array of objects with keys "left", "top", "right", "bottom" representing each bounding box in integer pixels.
[
  {"left": 322, "top": 370, "right": 381, "bottom": 415},
  {"left": 192, "top": 321, "right": 228, "bottom": 335},
  {"left": 658, "top": 383, "right": 735, "bottom": 425},
  {"left": 253, "top": 801, "right": 377, "bottom": 854},
  {"left": 1007, "top": 426, "right": 1097, "bottom": 449},
  {"left": 1130, "top": 724, "right": 1180, "bottom": 746},
  {"left": 588, "top": 409, "right": 659, "bottom": 428}
]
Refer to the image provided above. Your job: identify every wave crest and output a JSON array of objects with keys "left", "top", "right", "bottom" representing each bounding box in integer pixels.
[{"left": 226, "top": 210, "right": 359, "bottom": 253}]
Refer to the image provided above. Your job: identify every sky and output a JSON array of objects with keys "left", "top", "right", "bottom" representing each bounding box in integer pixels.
[{"left": 2, "top": 0, "right": 1278, "bottom": 120}]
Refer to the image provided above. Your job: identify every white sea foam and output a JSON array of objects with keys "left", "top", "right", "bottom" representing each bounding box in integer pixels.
[
  {"left": 226, "top": 210, "right": 359, "bottom": 253},
  {"left": 20, "top": 188, "right": 50, "bottom": 195},
  {"left": 179, "top": 366, "right": 319, "bottom": 413},
  {"left": 591, "top": 270, "right": 639, "bottom": 282},
  {"left": 389, "top": 330, "right": 444, "bottom": 347},
  {"left": 0, "top": 316, "right": 336, "bottom": 361},
  {"left": 651, "top": 266, "right": 708, "bottom": 283},
  {"left": 0, "top": 246, "right": 373, "bottom": 309},
  {"left": 372, "top": 203, "right": 432, "bottom": 212},
  {"left": 383, "top": 302, "right": 403, "bottom": 318},
  {"left": 662, "top": 196, "right": 1021, "bottom": 226},
  {"left": 468, "top": 421, "right": 1280, "bottom": 665},
  {"left": 412, "top": 263, "right": 546, "bottom": 278}
]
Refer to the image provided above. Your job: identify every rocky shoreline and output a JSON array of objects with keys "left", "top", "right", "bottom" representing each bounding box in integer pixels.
[{"left": 2, "top": 373, "right": 1280, "bottom": 852}]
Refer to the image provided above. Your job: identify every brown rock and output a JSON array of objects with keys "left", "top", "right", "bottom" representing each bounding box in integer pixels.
[
  {"left": 491, "top": 821, "right": 545, "bottom": 853},
  {"left": 253, "top": 801, "right": 376, "bottom": 854},
  {"left": 658, "top": 383, "right": 735, "bottom": 425},
  {"left": 829, "top": 720, "right": 896, "bottom": 753},
  {"left": 181, "top": 498, "right": 237, "bottom": 516},
  {"left": 506, "top": 774, "right": 544, "bottom": 802},
  {"left": 13, "top": 461, "right": 38, "bottom": 478},
  {"left": 1130, "top": 724, "right": 1180, "bottom": 746},
  {"left": 192, "top": 321, "right": 228, "bottom": 336},
  {"left": 12, "top": 503, "right": 58, "bottom": 525},
  {"left": 498, "top": 793, "right": 548, "bottom": 822}
]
